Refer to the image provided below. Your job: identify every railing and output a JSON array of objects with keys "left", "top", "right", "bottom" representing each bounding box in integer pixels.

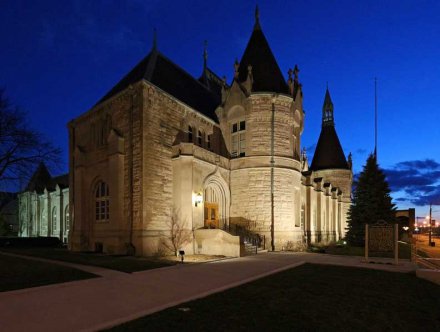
[{"left": 225, "top": 224, "right": 265, "bottom": 251}]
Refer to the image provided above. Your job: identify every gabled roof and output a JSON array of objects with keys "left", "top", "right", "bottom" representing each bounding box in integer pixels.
[
  {"left": 26, "top": 163, "right": 53, "bottom": 193},
  {"left": 25, "top": 163, "right": 69, "bottom": 193},
  {"left": 310, "top": 125, "right": 349, "bottom": 171},
  {"left": 237, "top": 20, "right": 289, "bottom": 94},
  {"left": 97, "top": 48, "right": 221, "bottom": 121}
]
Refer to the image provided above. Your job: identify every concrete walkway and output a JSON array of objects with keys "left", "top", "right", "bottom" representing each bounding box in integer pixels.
[{"left": 0, "top": 252, "right": 416, "bottom": 332}]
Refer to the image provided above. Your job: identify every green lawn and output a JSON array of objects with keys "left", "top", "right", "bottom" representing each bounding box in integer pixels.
[
  {"left": 0, "top": 254, "right": 97, "bottom": 292},
  {"left": 0, "top": 248, "right": 176, "bottom": 273},
  {"left": 108, "top": 264, "right": 440, "bottom": 331}
]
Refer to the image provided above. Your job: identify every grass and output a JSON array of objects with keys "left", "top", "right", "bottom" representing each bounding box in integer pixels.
[
  {"left": 108, "top": 263, "right": 440, "bottom": 331},
  {"left": 0, "top": 247, "right": 176, "bottom": 273},
  {"left": 318, "top": 241, "right": 429, "bottom": 259},
  {"left": 0, "top": 254, "right": 97, "bottom": 292}
]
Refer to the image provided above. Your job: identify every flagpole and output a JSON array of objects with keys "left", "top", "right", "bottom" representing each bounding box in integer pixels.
[{"left": 374, "top": 77, "right": 378, "bottom": 160}]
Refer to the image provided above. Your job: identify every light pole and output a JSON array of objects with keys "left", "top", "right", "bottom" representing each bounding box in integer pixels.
[{"left": 428, "top": 203, "right": 435, "bottom": 247}]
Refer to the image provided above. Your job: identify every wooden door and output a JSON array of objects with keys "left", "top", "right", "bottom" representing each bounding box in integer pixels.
[{"left": 204, "top": 202, "right": 219, "bottom": 229}]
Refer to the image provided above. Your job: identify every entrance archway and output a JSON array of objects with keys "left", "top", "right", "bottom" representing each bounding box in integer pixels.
[{"left": 203, "top": 174, "right": 230, "bottom": 230}]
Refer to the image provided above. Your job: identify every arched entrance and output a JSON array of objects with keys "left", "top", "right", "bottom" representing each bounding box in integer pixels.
[{"left": 203, "top": 174, "right": 230, "bottom": 230}]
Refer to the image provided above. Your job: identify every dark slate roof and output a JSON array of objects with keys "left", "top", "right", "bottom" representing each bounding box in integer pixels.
[
  {"left": 97, "top": 49, "right": 221, "bottom": 121},
  {"left": 199, "top": 67, "right": 225, "bottom": 99},
  {"left": 25, "top": 163, "right": 69, "bottom": 193},
  {"left": 53, "top": 174, "right": 69, "bottom": 189},
  {"left": 310, "top": 126, "right": 349, "bottom": 171},
  {"left": 26, "top": 163, "right": 53, "bottom": 193},
  {"left": 237, "top": 23, "right": 289, "bottom": 94}
]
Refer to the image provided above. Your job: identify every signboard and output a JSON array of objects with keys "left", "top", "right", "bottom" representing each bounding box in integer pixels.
[
  {"left": 365, "top": 221, "right": 398, "bottom": 265},
  {"left": 369, "top": 222, "right": 394, "bottom": 253}
]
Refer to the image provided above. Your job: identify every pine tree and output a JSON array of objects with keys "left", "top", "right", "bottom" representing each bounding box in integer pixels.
[{"left": 346, "top": 154, "right": 396, "bottom": 246}]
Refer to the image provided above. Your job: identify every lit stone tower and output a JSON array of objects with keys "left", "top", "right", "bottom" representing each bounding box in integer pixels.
[
  {"left": 216, "top": 7, "right": 305, "bottom": 250},
  {"left": 310, "top": 88, "right": 353, "bottom": 240}
]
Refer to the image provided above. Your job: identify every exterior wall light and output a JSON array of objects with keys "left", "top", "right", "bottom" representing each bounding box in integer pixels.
[{"left": 195, "top": 193, "right": 203, "bottom": 207}]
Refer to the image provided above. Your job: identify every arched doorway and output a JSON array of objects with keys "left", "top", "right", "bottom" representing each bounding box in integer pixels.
[{"left": 203, "top": 174, "right": 230, "bottom": 230}]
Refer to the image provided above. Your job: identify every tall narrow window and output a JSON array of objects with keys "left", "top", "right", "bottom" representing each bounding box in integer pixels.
[
  {"left": 231, "top": 120, "right": 246, "bottom": 157},
  {"left": 52, "top": 207, "right": 57, "bottom": 232},
  {"left": 95, "top": 182, "right": 110, "bottom": 222},
  {"left": 188, "top": 126, "right": 193, "bottom": 142},
  {"left": 198, "top": 130, "right": 203, "bottom": 146},
  {"left": 65, "top": 205, "right": 70, "bottom": 231},
  {"left": 207, "top": 134, "right": 211, "bottom": 150}
]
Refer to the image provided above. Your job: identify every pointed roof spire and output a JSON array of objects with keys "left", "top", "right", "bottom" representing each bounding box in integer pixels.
[
  {"left": 254, "top": 5, "right": 261, "bottom": 30},
  {"left": 203, "top": 40, "right": 208, "bottom": 70},
  {"left": 322, "top": 87, "right": 334, "bottom": 126},
  {"left": 152, "top": 28, "right": 157, "bottom": 51},
  {"left": 237, "top": 8, "right": 288, "bottom": 93},
  {"left": 310, "top": 88, "right": 349, "bottom": 171}
]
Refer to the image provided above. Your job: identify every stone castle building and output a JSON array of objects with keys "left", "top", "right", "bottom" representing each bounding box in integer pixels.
[
  {"left": 68, "top": 11, "right": 352, "bottom": 256},
  {"left": 18, "top": 163, "right": 70, "bottom": 242}
]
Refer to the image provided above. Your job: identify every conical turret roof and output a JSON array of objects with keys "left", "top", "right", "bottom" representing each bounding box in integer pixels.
[
  {"left": 310, "top": 89, "right": 349, "bottom": 171},
  {"left": 237, "top": 12, "right": 289, "bottom": 94}
]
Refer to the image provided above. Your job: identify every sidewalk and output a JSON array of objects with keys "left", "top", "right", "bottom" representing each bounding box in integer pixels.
[{"left": 0, "top": 252, "right": 416, "bottom": 332}]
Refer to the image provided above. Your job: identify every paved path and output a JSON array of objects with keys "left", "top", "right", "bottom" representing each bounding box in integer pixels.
[{"left": 0, "top": 252, "right": 416, "bottom": 332}]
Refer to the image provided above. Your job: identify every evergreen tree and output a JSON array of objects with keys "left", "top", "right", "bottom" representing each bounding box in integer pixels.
[{"left": 346, "top": 154, "right": 396, "bottom": 246}]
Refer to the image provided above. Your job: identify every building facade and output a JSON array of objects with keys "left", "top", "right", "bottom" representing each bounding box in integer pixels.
[
  {"left": 68, "top": 12, "right": 352, "bottom": 256},
  {"left": 18, "top": 163, "right": 70, "bottom": 242}
]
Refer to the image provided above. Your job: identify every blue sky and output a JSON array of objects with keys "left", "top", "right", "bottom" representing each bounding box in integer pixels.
[{"left": 1, "top": 0, "right": 439, "bottom": 220}]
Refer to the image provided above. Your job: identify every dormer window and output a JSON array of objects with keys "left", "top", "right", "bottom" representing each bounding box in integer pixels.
[{"left": 231, "top": 120, "right": 246, "bottom": 158}]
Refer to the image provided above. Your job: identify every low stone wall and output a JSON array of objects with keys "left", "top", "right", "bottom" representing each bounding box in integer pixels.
[{"left": 195, "top": 229, "right": 240, "bottom": 257}]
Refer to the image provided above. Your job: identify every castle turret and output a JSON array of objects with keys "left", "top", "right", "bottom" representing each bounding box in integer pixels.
[
  {"left": 310, "top": 88, "right": 352, "bottom": 239},
  {"left": 215, "top": 7, "right": 305, "bottom": 250}
]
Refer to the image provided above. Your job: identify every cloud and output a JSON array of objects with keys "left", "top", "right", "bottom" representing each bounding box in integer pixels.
[
  {"left": 355, "top": 148, "right": 367, "bottom": 155},
  {"left": 382, "top": 159, "right": 440, "bottom": 206},
  {"left": 395, "top": 159, "right": 440, "bottom": 170}
]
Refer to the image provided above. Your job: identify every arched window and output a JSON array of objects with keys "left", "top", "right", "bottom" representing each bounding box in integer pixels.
[
  {"left": 188, "top": 126, "right": 193, "bottom": 142},
  {"left": 52, "top": 207, "right": 57, "bottom": 232},
  {"left": 65, "top": 205, "right": 70, "bottom": 231},
  {"left": 95, "top": 182, "right": 109, "bottom": 222}
]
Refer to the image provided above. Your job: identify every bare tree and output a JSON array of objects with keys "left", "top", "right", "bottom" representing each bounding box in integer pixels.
[
  {"left": 0, "top": 89, "right": 60, "bottom": 185},
  {"left": 161, "top": 210, "right": 192, "bottom": 256}
]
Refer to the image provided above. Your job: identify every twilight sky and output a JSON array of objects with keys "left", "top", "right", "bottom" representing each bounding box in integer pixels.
[{"left": 1, "top": 0, "right": 439, "bottom": 220}]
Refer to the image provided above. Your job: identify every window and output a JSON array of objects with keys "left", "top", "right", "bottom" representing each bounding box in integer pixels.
[
  {"left": 41, "top": 208, "right": 47, "bottom": 233},
  {"left": 95, "top": 182, "right": 109, "bottom": 222},
  {"left": 65, "top": 205, "right": 70, "bottom": 231},
  {"left": 188, "top": 126, "right": 193, "bottom": 142},
  {"left": 198, "top": 130, "right": 203, "bottom": 146},
  {"left": 207, "top": 134, "right": 211, "bottom": 150},
  {"left": 52, "top": 207, "right": 57, "bottom": 232},
  {"left": 231, "top": 120, "right": 246, "bottom": 157}
]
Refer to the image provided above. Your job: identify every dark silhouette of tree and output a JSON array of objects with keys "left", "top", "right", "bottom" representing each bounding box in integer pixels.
[
  {"left": 0, "top": 89, "right": 60, "bottom": 185},
  {"left": 346, "top": 154, "right": 396, "bottom": 246}
]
